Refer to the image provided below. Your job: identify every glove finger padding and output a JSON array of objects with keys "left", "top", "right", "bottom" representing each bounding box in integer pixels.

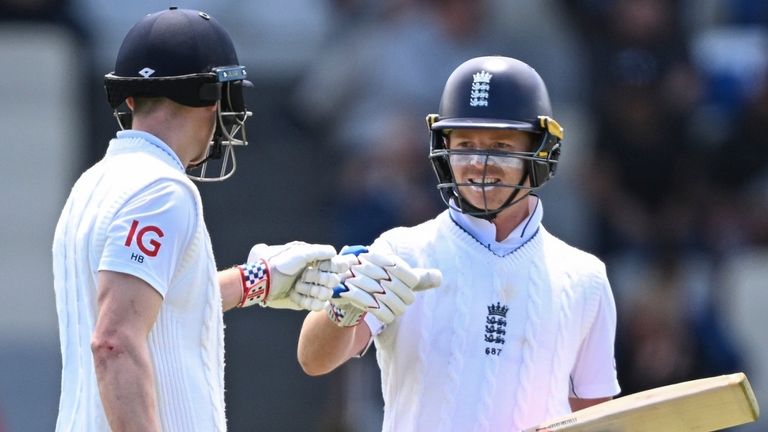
[
  {"left": 301, "top": 266, "right": 342, "bottom": 289},
  {"left": 335, "top": 255, "right": 407, "bottom": 323},
  {"left": 294, "top": 278, "right": 335, "bottom": 299},
  {"left": 335, "top": 276, "right": 379, "bottom": 308},
  {"left": 348, "top": 258, "right": 390, "bottom": 281},
  {"left": 379, "top": 277, "right": 415, "bottom": 309},
  {"left": 365, "top": 251, "right": 443, "bottom": 293},
  {"left": 361, "top": 252, "right": 420, "bottom": 288},
  {"left": 317, "top": 255, "right": 355, "bottom": 274},
  {"left": 289, "top": 291, "right": 326, "bottom": 311}
]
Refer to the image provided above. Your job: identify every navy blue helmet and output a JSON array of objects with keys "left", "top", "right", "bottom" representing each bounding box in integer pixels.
[
  {"left": 427, "top": 56, "right": 564, "bottom": 218},
  {"left": 104, "top": 7, "right": 252, "bottom": 181}
]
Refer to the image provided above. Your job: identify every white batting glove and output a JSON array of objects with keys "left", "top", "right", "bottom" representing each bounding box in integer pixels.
[
  {"left": 236, "top": 241, "right": 348, "bottom": 311},
  {"left": 326, "top": 245, "right": 442, "bottom": 327}
]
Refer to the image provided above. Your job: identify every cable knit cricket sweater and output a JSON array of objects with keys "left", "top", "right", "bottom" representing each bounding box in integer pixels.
[
  {"left": 53, "top": 131, "right": 226, "bottom": 431},
  {"left": 368, "top": 210, "right": 620, "bottom": 432}
]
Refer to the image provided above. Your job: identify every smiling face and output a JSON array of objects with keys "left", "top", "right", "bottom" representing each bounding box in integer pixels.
[{"left": 446, "top": 128, "right": 534, "bottom": 212}]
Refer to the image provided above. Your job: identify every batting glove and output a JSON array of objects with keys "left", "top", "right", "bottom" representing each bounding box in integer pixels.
[
  {"left": 237, "top": 241, "right": 348, "bottom": 311},
  {"left": 326, "top": 245, "right": 443, "bottom": 327}
]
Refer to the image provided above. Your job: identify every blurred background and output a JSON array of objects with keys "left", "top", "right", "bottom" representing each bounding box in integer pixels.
[{"left": 1, "top": 0, "right": 766, "bottom": 430}]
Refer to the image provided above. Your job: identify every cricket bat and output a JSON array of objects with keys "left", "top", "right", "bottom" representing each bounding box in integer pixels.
[{"left": 523, "top": 372, "right": 760, "bottom": 432}]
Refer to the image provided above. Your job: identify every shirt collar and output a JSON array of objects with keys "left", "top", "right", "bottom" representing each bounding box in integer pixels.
[
  {"left": 109, "top": 130, "right": 185, "bottom": 172},
  {"left": 449, "top": 195, "right": 543, "bottom": 255}
]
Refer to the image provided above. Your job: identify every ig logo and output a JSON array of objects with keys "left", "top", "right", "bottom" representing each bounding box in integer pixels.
[{"left": 124, "top": 219, "right": 164, "bottom": 258}]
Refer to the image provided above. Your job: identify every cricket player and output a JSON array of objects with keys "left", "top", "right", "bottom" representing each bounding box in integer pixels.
[
  {"left": 52, "top": 8, "right": 347, "bottom": 431},
  {"left": 298, "top": 56, "right": 621, "bottom": 431}
]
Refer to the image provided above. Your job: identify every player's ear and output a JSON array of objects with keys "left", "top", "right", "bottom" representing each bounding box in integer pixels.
[{"left": 125, "top": 96, "right": 135, "bottom": 111}]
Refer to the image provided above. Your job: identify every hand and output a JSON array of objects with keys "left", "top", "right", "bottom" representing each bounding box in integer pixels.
[
  {"left": 239, "top": 242, "right": 347, "bottom": 310},
  {"left": 326, "top": 246, "right": 442, "bottom": 327}
]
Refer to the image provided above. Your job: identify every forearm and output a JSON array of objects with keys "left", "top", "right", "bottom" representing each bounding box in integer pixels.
[
  {"left": 297, "top": 310, "right": 369, "bottom": 375},
  {"left": 93, "top": 339, "right": 160, "bottom": 432},
  {"left": 93, "top": 271, "right": 163, "bottom": 431},
  {"left": 570, "top": 396, "right": 612, "bottom": 412}
]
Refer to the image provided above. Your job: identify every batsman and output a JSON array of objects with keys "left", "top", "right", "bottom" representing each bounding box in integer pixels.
[
  {"left": 51, "top": 8, "right": 380, "bottom": 431},
  {"left": 298, "top": 56, "right": 621, "bottom": 431}
]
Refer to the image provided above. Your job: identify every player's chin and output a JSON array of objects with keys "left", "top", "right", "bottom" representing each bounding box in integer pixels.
[{"left": 456, "top": 187, "right": 508, "bottom": 211}]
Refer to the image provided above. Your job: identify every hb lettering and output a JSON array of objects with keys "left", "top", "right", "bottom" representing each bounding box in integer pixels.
[{"left": 124, "top": 219, "right": 164, "bottom": 258}]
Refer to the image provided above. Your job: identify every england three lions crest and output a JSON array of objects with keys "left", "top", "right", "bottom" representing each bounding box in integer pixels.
[
  {"left": 470, "top": 70, "right": 492, "bottom": 107},
  {"left": 484, "top": 302, "right": 508, "bottom": 356}
]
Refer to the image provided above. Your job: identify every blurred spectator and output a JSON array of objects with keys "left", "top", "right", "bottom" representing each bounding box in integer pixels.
[
  {"left": 586, "top": 80, "right": 704, "bottom": 255},
  {"left": 332, "top": 112, "right": 442, "bottom": 246},
  {"left": 560, "top": 0, "right": 703, "bottom": 256},
  {"left": 716, "top": 175, "right": 768, "bottom": 431},
  {"left": 690, "top": 26, "right": 768, "bottom": 149},
  {"left": 561, "top": 0, "right": 699, "bottom": 106},
  {"left": 686, "top": 25, "right": 768, "bottom": 259},
  {"left": 725, "top": 0, "right": 768, "bottom": 25},
  {"left": 708, "top": 72, "right": 768, "bottom": 190},
  {"left": 613, "top": 245, "right": 743, "bottom": 395},
  {"left": 293, "top": 0, "right": 496, "bottom": 153},
  {"left": 560, "top": 2, "right": 754, "bottom": 417}
]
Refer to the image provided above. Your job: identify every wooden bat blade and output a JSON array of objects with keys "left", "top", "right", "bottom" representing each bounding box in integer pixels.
[{"left": 523, "top": 372, "right": 760, "bottom": 432}]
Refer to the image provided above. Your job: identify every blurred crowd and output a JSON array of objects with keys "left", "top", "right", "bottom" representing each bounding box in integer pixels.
[
  {"left": 559, "top": 1, "right": 768, "bottom": 419},
  {"left": 2, "top": 0, "right": 766, "bottom": 430}
]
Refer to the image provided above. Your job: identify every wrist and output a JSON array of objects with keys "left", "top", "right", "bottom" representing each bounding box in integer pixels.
[{"left": 237, "top": 259, "right": 270, "bottom": 307}]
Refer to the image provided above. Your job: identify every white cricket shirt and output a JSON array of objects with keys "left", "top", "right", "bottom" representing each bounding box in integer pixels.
[
  {"left": 52, "top": 131, "right": 226, "bottom": 431},
  {"left": 365, "top": 198, "right": 620, "bottom": 431}
]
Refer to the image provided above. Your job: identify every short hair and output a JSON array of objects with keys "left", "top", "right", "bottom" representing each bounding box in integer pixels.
[{"left": 131, "top": 97, "right": 169, "bottom": 117}]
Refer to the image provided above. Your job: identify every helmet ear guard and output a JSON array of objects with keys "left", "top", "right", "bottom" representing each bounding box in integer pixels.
[
  {"left": 528, "top": 116, "right": 563, "bottom": 187},
  {"left": 426, "top": 114, "right": 459, "bottom": 207},
  {"left": 429, "top": 152, "right": 457, "bottom": 207},
  {"left": 218, "top": 68, "right": 250, "bottom": 113},
  {"left": 186, "top": 67, "right": 252, "bottom": 182}
]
